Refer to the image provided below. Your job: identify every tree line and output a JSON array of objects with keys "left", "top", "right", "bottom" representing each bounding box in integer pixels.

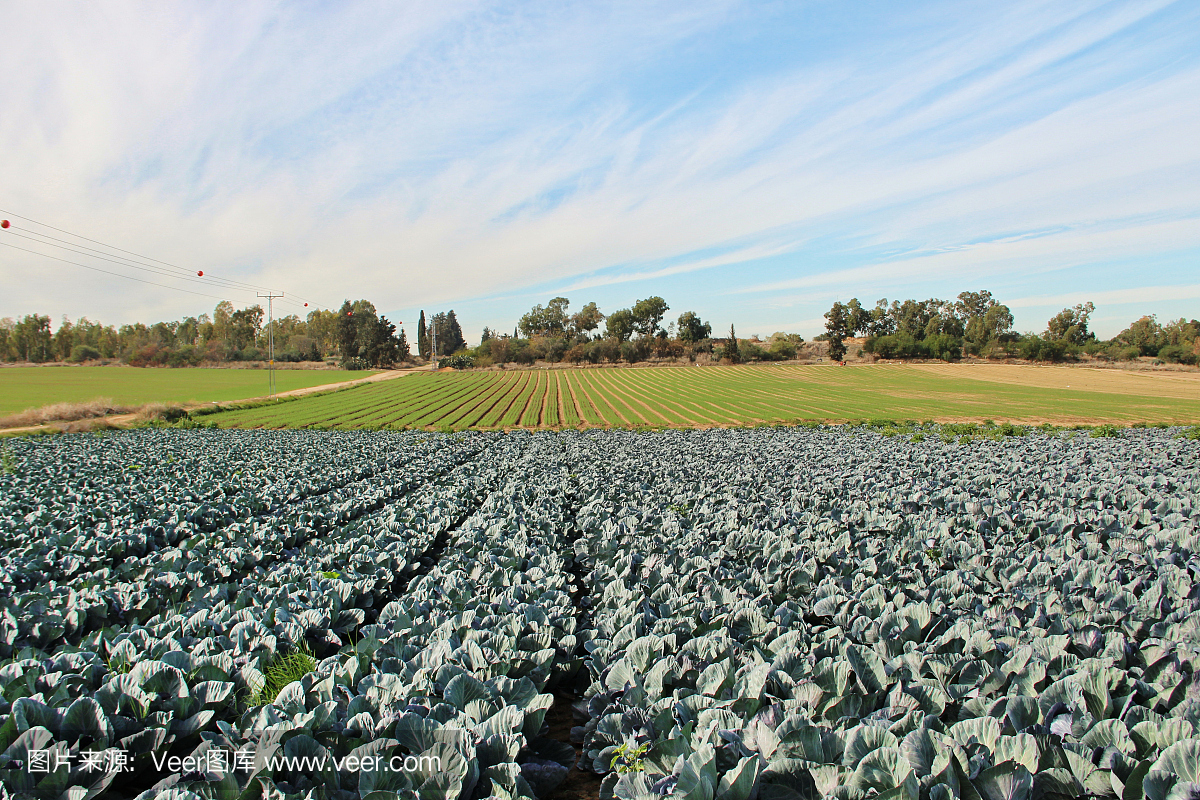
[
  {"left": 446, "top": 296, "right": 803, "bottom": 367},
  {"left": 5, "top": 289, "right": 1195, "bottom": 369},
  {"left": 823, "top": 291, "right": 1199, "bottom": 364},
  {"left": 0, "top": 300, "right": 414, "bottom": 368}
]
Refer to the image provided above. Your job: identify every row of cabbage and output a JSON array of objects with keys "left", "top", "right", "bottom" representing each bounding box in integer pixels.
[
  {"left": 570, "top": 428, "right": 1200, "bottom": 800},
  {"left": 0, "top": 430, "right": 486, "bottom": 591},
  {"left": 1, "top": 430, "right": 527, "bottom": 798},
  {"left": 3, "top": 427, "right": 1199, "bottom": 800}
]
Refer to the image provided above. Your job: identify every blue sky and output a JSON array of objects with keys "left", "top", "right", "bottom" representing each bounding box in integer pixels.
[{"left": 1, "top": 0, "right": 1198, "bottom": 340}]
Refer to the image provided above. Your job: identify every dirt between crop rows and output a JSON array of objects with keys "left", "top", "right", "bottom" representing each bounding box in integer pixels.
[{"left": 545, "top": 694, "right": 604, "bottom": 800}]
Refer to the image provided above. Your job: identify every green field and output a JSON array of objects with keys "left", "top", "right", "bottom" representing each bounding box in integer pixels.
[
  {"left": 0, "top": 366, "right": 376, "bottom": 416},
  {"left": 205, "top": 363, "right": 1200, "bottom": 430}
]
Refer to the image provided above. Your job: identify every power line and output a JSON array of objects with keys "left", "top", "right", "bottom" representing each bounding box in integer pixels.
[
  {"left": 0, "top": 240, "right": 233, "bottom": 301},
  {"left": 10, "top": 226, "right": 272, "bottom": 294},
  {"left": 0, "top": 207, "right": 320, "bottom": 307},
  {"left": 4, "top": 229, "right": 258, "bottom": 295}
]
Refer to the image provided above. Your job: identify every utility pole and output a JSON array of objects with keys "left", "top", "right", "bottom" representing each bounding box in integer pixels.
[{"left": 258, "top": 292, "right": 284, "bottom": 396}]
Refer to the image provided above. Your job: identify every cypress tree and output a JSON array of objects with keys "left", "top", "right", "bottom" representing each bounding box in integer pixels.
[{"left": 417, "top": 311, "right": 429, "bottom": 359}]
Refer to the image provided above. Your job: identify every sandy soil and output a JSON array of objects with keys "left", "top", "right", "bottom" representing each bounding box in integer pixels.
[{"left": 908, "top": 362, "right": 1200, "bottom": 399}]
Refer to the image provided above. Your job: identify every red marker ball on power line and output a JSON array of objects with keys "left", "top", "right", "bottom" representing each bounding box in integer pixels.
[
  {"left": 304, "top": 303, "right": 308, "bottom": 307},
  {"left": 197, "top": 270, "right": 204, "bottom": 277},
  {"left": 1, "top": 220, "right": 9, "bottom": 229}
]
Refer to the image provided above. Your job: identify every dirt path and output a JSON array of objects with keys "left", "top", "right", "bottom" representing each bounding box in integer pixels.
[{"left": 1, "top": 369, "right": 419, "bottom": 435}]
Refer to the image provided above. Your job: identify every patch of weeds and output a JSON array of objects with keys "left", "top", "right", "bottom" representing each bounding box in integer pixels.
[
  {"left": 910, "top": 433, "right": 925, "bottom": 443},
  {"left": 1, "top": 441, "right": 15, "bottom": 475},
  {"left": 249, "top": 647, "right": 318, "bottom": 706},
  {"left": 320, "top": 570, "right": 340, "bottom": 580},
  {"left": 1091, "top": 424, "right": 1120, "bottom": 438},
  {"left": 610, "top": 742, "right": 650, "bottom": 774},
  {"left": 1177, "top": 425, "right": 1200, "bottom": 440},
  {"left": 106, "top": 654, "right": 133, "bottom": 675}
]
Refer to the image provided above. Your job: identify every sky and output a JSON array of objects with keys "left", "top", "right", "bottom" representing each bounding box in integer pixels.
[{"left": 1, "top": 0, "right": 1198, "bottom": 341}]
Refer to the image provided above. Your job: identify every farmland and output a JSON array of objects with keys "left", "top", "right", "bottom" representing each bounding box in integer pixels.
[
  {"left": 0, "top": 366, "right": 376, "bottom": 417},
  {"left": 206, "top": 364, "right": 1200, "bottom": 430},
  {"left": 1, "top": 426, "right": 1198, "bottom": 800}
]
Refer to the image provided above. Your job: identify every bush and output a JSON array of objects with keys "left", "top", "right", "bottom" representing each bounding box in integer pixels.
[
  {"left": 769, "top": 339, "right": 797, "bottom": 360},
  {"left": 1017, "top": 335, "right": 1067, "bottom": 362},
  {"left": 863, "top": 332, "right": 960, "bottom": 360},
  {"left": 69, "top": 345, "right": 102, "bottom": 363},
  {"left": 923, "top": 333, "right": 962, "bottom": 361},
  {"left": 443, "top": 353, "right": 475, "bottom": 369},
  {"left": 593, "top": 339, "right": 620, "bottom": 363},
  {"left": 1157, "top": 344, "right": 1197, "bottom": 365},
  {"left": 620, "top": 341, "right": 643, "bottom": 364},
  {"left": 564, "top": 343, "right": 591, "bottom": 364},
  {"left": 342, "top": 357, "right": 369, "bottom": 370},
  {"left": 740, "top": 343, "right": 767, "bottom": 362}
]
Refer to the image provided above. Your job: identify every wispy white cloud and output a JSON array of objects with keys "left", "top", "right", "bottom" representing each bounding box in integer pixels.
[
  {"left": 1008, "top": 284, "right": 1200, "bottom": 309},
  {"left": 0, "top": 0, "right": 1197, "bottom": 339}
]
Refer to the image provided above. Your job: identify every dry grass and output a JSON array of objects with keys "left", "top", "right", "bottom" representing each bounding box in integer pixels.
[
  {"left": 0, "top": 397, "right": 134, "bottom": 429},
  {"left": 135, "top": 403, "right": 189, "bottom": 423}
]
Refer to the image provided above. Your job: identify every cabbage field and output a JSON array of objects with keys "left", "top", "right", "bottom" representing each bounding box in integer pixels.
[{"left": 1, "top": 426, "right": 1198, "bottom": 800}]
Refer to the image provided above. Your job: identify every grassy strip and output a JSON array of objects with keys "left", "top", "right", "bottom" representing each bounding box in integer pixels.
[
  {"left": 543, "top": 372, "right": 560, "bottom": 427},
  {"left": 558, "top": 373, "right": 582, "bottom": 426},
  {"left": 439, "top": 373, "right": 519, "bottom": 430},
  {"left": 589, "top": 369, "right": 674, "bottom": 425},
  {"left": 570, "top": 371, "right": 623, "bottom": 426},
  {"left": 477, "top": 371, "right": 534, "bottom": 428},
  {"left": 519, "top": 372, "right": 547, "bottom": 427},
  {"left": 499, "top": 371, "right": 541, "bottom": 427}
]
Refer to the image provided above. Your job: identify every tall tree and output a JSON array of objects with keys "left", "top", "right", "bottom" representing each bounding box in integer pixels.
[
  {"left": 397, "top": 327, "right": 410, "bottom": 360},
  {"left": 824, "top": 302, "right": 850, "bottom": 361},
  {"left": 519, "top": 297, "right": 570, "bottom": 338},
  {"left": 604, "top": 309, "right": 635, "bottom": 342},
  {"left": 631, "top": 296, "right": 669, "bottom": 338},
  {"left": 570, "top": 302, "right": 604, "bottom": 337},
  {"left": 1045, "top": 302, "right": 1095, "bottom": 345},
  {"left": 726, "top": 324, "right": 740, "bottom": 363},
  {"left": 417, "top": 311, "right": 429, "bottom": 359},
  {"left": 337, "top": 301, "right": 358, "bottom": 359},
  {"left": 677, "top": 311, "right": 711, "bottom": 343},
  {"left": 443, "top": 310, "right": 465, "bottom": 353}
]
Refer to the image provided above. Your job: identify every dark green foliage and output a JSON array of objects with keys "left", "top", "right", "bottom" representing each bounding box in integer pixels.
[
  {"left": 1017, "top": 334, "right": 1068, "bottom": 362},
  {"left": 676, "top": 311, "right": 712, "bottom": 343},
  {"left": 1045, "top": 301, "right": 1095, "bottom": 345},
  {"left": 1156, "top": 343, "right": 1196, "bottom": 364},
  {"left": 726, "top": 324, "right": 740, "bottom": 363},
  {"left": 417, "top": 310, "right": 429, "bottom": 359},
  {"left": 69, "top": 344, "right": 102, "bottom": 363},
  {"left": 443, "top": 353, "right": 475, "bottom": 369}
]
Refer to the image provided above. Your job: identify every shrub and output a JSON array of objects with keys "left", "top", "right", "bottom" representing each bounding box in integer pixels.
[
  {"left": 564, "top": 343, "right": 590, "bottom": 364},
  {"left": 1157, "top": 344, "right": 1197, "bottom": 365},
  {"left": 443, "top": 353, "right": 475, "bottom": 369},
  {"left": 593, "top": 339, "right": 620, "bottom": 363},
  {"left": 740, "top": 343, "right": 767, "bottom": 362},
  {"left": 769, "top": 339, "right": 797, "bottom": 360},
  {"left": 342, "top": 357, "right": 369, "bottom": 370},
  {"left": 1017, "top": 335, "right": 1067, "bottom": 362},
  {"left": 69, "top": 345, "right": 102, "bottom": 363}
]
